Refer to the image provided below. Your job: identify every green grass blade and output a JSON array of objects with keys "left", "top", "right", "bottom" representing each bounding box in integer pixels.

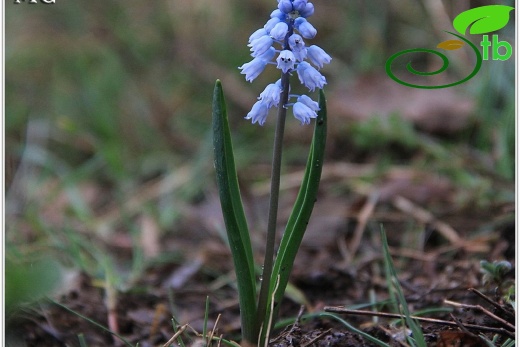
[
  {"left": 380, "top": 226, "right": 426, "bottom": 346},
  {"left": 203, "top": 296, "right": 209, "bottom": 345},
  {"left": 212, "top": 80, "right": 257, "bottom": 342},
  {"left": 77, "top": 333, "right": 89, "bottom": 347},
  {"left": 48, "top": 298, "right": 135, "bottom": 347},
  {"left": 268, "top": 89, "right": 327, "bottom": 324},
  {"left": 320, "top": 313, "right": 390, "bottom": 347}
]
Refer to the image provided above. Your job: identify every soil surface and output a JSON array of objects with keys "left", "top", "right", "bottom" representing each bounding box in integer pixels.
[{"left": 9, "top": 170, "right": 515, "bottom": 347}]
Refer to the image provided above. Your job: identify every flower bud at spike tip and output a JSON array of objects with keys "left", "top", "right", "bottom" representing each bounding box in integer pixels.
[
  {"left": 292, "top": 0, "right": 308, "bottom": 13},
  {"left": 300, "top": 2, "right": 314, "bottom": 17},
  {"left": 278, "top": 0, "right": 293, "bottom": 14},
  {"left": 295, "top": 18, "right": 317, "bottom": 39}
]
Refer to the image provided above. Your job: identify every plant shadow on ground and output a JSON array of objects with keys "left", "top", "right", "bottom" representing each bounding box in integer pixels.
[{"left": 5, "top": 0, "right": 515, "bottom": 346}]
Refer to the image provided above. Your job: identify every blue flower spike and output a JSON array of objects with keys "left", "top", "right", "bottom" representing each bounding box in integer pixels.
[{"left": 238, "top": 0, "right": 331, "bottom": 125}]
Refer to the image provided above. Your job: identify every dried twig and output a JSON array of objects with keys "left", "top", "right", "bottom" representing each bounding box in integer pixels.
[
  {"left": 449, "top": 313, "right": 475, "bottom": 336},
  {"left": 323, "top": 307, "right": 515, "bottom": 338},
  {"left": 301, "top": 328, "right": 332, "bottom": 347},
  {"left": 468, "top": 288, "right": 515, "bottom": 321},
  {"left": 207, "top": 314, "right": 222, "bottom": 347},
  {"left": 289, "top": 305, "right": 305, "bottom": 335},
  {"left": 444, "top": 299, "right": 516, "bottom": 332},
  {"left": 163, "top": 323, "right": 189, "bottom": 347}
]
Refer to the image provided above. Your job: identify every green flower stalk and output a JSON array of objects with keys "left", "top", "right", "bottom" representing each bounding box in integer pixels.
[{"left": 212, "top": 0, "right": 330, "bottom": 345}]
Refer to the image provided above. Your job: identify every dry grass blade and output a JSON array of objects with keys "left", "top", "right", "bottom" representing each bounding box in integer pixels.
[
  {"left": 300, "top": 328, "right": 332, "bottom": 347},
  {"left": 391, "top": 195, "right": 461, "bottom": 244},
  {"left": 150, "top": 304, "right": 168, "bottom": 340},
  {"left": 207, "top": 314, "right": 222, "bottom": 347},
  {"left": 262, "top": 274, "right": 281, "bottom": 347},
  {"left": 163, "top": 323, "right": 189, "bottom": 347},
  {"left": 348, "top": 192, "right": 379, "bottom": 260},
  {"left": 140, "top": 214, "right": 161, "bottom": 259}
]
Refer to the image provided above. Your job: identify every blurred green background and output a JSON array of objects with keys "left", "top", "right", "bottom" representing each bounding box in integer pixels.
[{"left": 5, "top": 0, "right": 515, "bottom": 315}]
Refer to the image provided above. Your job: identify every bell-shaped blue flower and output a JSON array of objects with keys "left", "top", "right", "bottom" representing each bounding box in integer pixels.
[
  {"left": 248, "top": 35, "right": 274, "bottom": 57},
  {"left": 270, "top": 22, "right": 289, "bottom": 41},
  {"left": 293, "top": 101, "right": 318, "bottom": 125},
  {"left": 276, "top": 50, "right": 296, "bottom": 73},
  {"left": 307, "top": 45, "right": 332, "bottom": 69},
  {"left": 288, "top": 34, "right": 306, "bottom": 51},
  {"left": 288, "top": 34, "right": 307, "bottom": 61},
  {"left": 258, "top": 80, "right": 283, "bottom": 108},
  {"left": 249, "top": 28, "right": 268, "bottom": 43},
  {"left": 264, "top": 17, "right": 281, "bottom": 32},
  {"left": 245, "top": 100, "right": 270, "bottom": 125},
  {"left": 293, "top": 48, "right": 307, "bottom": 62},
  {"left": 296, "top": 61, "right": 327, "bottom": 91},
  {"left": 295, "top": 17, "right": 317, "bottom": 39},
  {"left": 239, "top": 47, "right": 276, "bottom": 82},
  {"left": 297, "top": 94, "right": 320, "bottom": 111}
]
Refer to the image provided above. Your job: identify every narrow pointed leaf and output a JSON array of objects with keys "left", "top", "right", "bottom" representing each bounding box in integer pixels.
[
  {"left": 212, "top": 80, "right": 257, "bottom": 343},
  {"left": 266, "top": 89, "right": 327, "bottom": 325}
]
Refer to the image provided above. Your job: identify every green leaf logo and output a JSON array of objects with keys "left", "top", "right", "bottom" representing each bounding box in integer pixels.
[{"left": 453, "top": 5, "right": 514, "bottom": 35}]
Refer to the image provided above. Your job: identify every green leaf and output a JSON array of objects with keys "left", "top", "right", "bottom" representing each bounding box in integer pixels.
[
  {"left": 267, "top": 89, "right": 327, "bottom": 326},
  {"left": 49, "top": 298, "right": 135, "bottom": 347},
  {"left": 453, "top": 5, "right": 514, "bottom": 35},
  {"left": 320, "top": 313, "right": 390, "bottom": 347},
  {"left": 212, "top": 80, "right": 257, "bottom": 343}
]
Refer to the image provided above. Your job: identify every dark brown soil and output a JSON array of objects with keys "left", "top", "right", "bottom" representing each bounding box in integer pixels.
[{"left": 9, "top": 180, "right": 514, "bottom": 346}]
